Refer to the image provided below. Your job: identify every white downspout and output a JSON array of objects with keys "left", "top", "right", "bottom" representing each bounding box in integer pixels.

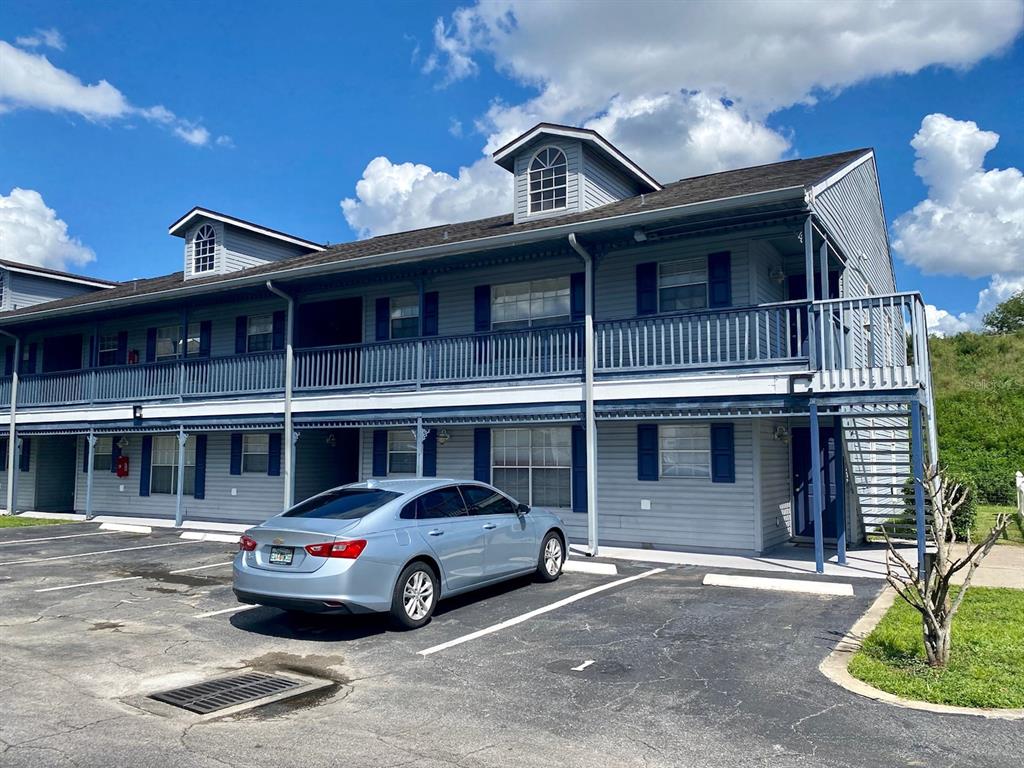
[
  {"left": 266, "top": 281, "right": 295, "bottom": 510},
  {"left": 1, "top": 331, "right": 19, "bottom": 516},
  {"left": 568, "top": 233, "right": 599, "bottom": 556}
]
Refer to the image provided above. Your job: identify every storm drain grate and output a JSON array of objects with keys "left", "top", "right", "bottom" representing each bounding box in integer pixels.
[{"left": 150, "top": 673, "right": 301, "bottom": 714}]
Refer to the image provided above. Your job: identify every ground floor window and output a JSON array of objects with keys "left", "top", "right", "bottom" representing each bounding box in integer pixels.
[
  {"left": 659, "top": 424, "right": 710, "bottom": 478},
  {"left": 491, "top": 427, "right": 571, "bottom": 508},
  {"left": 388, "top": 430, "right": 417, "bottom": 475},
  {"left": 242, "top": 434, "right": 269, "bottom": 473},
  {"left": 151, "top": 435, "right": 195, "bottom": 495},
  {"left": 93, "top": 436, "right": 113, "bottom": 471}
]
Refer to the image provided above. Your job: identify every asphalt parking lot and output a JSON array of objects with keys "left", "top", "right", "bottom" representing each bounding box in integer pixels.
[{"left": 1, "top": 522, "right": 1020, "bottom": 768}]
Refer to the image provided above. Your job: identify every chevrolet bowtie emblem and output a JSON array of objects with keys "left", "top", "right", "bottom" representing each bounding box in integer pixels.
[{"left": 273, "top": 538, "right": 284, "bottom": 545}]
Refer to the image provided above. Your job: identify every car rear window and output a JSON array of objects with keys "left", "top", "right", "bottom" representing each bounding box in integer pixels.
[{"left": 282, "top": 489, "right": 400, "bottom": 520}]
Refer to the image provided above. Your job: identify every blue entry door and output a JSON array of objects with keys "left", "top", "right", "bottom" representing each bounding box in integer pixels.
[{"left": 791, "top": 427, "right": 839, "bottom": 539}]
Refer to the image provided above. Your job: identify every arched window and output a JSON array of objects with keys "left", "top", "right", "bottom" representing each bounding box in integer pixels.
[
  {"left": 192, "top": 224, "right": 216, "bottom": 273},
  {"left": 528, "top": 147, "right": 567, "bottom": 213}
]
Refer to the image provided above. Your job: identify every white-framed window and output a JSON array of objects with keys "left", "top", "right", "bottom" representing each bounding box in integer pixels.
[
  {"left": 247, "top": 314, "right": 273, "bottom": 353},
  {"left": 98, "top": 333, "right": 119, "bottom": 366},
  {"left": 491, "top": 427, "right": 571, "bottom": 508},
  {"left": 387, "top": 430, "right": 417, "bottom": 475},
  {"left": 659, "top": 424, "right": 711, "bottom": 479},
  {"left": 93, "top": 436, "right": 113, "bottom": 472},
  {"left": 150, "top": 435, "right": 195, "bottom": 495},
  {"left": 155, "top": 323, "right": 201, "bottom": 361},
  {"left": 492, "top": 277, "right": 571, "bottom": 330},
  {"left": 658, "top": 257, "right": 708, "bottom": 312},
  {"left": 193, "top": 224, "right": 216, "bottom": 274},
  {"left": 390, "top": 295, "right": 419, "bottom": 339},
  {"left": 528, "top": 147, "right": 568, "bottom": 213},
  {"left": 242, "top": 433, "right": 269, "bottom": 474}
]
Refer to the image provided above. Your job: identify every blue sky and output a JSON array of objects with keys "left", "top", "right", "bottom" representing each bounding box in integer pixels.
[{"left": 1, "top": 1, "right": 1021, "bottom": 333}]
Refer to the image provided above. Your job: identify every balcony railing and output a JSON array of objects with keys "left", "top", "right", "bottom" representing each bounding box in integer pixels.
[{"left": 0, "top": 295, "right": 930, "bottom": 409}]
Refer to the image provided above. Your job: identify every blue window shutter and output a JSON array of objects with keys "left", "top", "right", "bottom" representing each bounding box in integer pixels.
[
  {"left": 637, "top": 424, "right": 658, "bottom": 481},
  {"left": 570, "top": 272, "right": 586, "bottom": 322},
  {"left": 81, "top": 438, "right": 89, "bottom": 473},
  {"left": 88, "top": 335, "right": 96, "bottom": 368},
  {"left": 267, "top": 433, "right": 282, "bottom": 476},
  {"left": 372, "top": 430, "right": 388, "bottom": 477},
  {"left": 139, "top": 436, "right": 152, "bottom": 496},
  {"left": 115, "top": 331, "right": 128, "bottom": 365},
  {"left": 422, "top": 292, "right": 439, "bottom": 337},
  {"left": 473, "top": 428, "right": 491, "bottom": 483},
  {"left": 636, "top": 262, "right": 657, "bottom": 316},
  {"left": 711, "top": 423, "right": 735, "bottom": 483},
  {"left": 235, "top": 316, "right": 248, "bottom": 354},
  {"left": 708, "top": 251, "right": 732, "bottom": 308},
  {"left": 571, "top": 425, "right": 587, "bottom": 513},
  {"left": 199, "top": 320, "right": 212, "bottom": 357},
  {"left": 0, "top": 438, "right": 7, "bottom": 469},
  {"left": 4, "top": 346, "right": 12, "bottom": 376},
  {"left": 423, "top": 429, "right": 437, "bottom": 477},
  {"left": 272, "top": 310, "right": 286, "bottom": 351},
  {"left": 193, "top": 434, "right": 207, "bottom": 499},
  {"left": 110, "top": 435, "right": 122, "bottom": 473},
  {"left": 24, "top": 343, "right": 37, "bottom": 374},
  {"left": 375, "top": 297, "right": 391, "bottom": 341},
  {"left": 229, "top": 433, "right": 242, "bottom": 475},
  {"left": 18, "top": 438, "right": 30, "bottom": 472},
  {"left": 145, "top": 328, "right": 157, "bottom": 363},
  {"left": 474, "top": 285, "right": 491, "bottom": 332}
]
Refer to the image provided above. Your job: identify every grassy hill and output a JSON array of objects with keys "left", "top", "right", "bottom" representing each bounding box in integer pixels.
[{"left": 928, "top": 330, "right": 1024, "bottom": 504}]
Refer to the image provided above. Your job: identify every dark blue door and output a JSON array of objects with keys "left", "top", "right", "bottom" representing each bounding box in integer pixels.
[{"left": 792, "top": 426, "right": 838, "bottom": 539}]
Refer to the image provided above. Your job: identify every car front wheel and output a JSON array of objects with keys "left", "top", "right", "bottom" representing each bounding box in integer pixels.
[
  {"left": 536, "top": 531, "right": 564, "bottom": 582},
  {"left": 390, "top": 562, "right": 438, "bottom": 629}
]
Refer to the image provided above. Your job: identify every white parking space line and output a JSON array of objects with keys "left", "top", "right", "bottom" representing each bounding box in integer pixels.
[
  {"left": 1, "top": 540, "right": 201, "bottom": 566},
  {"left": 0, "top": 531, "right": 117, "bottom": 546},
  {"left": 35, "top": 576, "right": 143, "bottom": 593},
  {"left": 417, "top": 567, "right": 665, "bottom": 657},
  {"left": 193, "top": 605, "right": 257, "bottom": 619},
  {"left": 571, "top": 660, "right": 596, "bottom": 672},
  {"left": 169, "top": 561, "right": 234, "bottom": 574}
]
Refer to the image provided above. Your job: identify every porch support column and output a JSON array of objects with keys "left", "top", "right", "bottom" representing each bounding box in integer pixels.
[
  {"left": 803, "top": 217, "right": 817, "bottom": 371},
  {"left": 809, "top": 402, "right": 825, "bottom": 574},
  {"left": 414, "top": 418, "right": 426, "bottom": 478},
  {"left": 84, "top": 429, "right": 97, "bottom": 520},
  {"left": 3, "top": 334, "right": 20, "bottom": 515},
  {"left": 910, "top": 398, "right": 927, "bottom": 577},
  {"left": 834, "top": 417, "right": 847, "bottom": 565},
  {"left": 175, "top": 426, "right": 186, "bottom": 527}
]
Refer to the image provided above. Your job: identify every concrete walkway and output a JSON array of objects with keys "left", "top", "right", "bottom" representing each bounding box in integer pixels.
[{"left": 950, "top": 542, "right": 1024, "bottom": 589}]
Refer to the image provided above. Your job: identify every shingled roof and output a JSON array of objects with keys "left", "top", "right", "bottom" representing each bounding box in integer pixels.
[{"left": 0, "top": 148, "right": 870, "bottom": 321}]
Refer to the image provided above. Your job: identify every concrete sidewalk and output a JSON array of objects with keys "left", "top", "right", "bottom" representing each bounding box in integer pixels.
[{"left": 950, "top": 543, "right": 1024, "bottom": 589}]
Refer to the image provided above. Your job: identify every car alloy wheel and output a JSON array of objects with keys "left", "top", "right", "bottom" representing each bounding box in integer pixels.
[
  {"left": 403, "top": 570, "right": 434, "bottom": 621},
  {"left": 543, "top": 536, "right": 563, "bottom": 577}
]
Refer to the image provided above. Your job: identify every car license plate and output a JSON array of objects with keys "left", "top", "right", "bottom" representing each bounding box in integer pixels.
[{"left": 269, "top": 546, "right": 294, "bottom": 565}]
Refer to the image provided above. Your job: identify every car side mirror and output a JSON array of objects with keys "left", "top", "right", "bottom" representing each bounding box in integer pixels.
[{"left": 516, "top": 503, "right": 530, "bottom": 516}]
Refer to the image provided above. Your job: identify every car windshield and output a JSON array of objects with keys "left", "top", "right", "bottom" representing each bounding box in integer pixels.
[{"left": 282, "top": 489, "right": 401, "bottom": 520}]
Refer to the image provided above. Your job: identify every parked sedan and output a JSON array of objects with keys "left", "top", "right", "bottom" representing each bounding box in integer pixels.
[{"left": 233, "top": 478, "right": 567, "bottom": 628}]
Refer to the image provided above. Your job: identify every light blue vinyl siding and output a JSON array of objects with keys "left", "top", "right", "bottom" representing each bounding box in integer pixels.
[
  {"left": 759, "top": 419, "right": 793, "bottom": 549},
  {"left": 0, "top": 438, "right": 37, "bottom": 512},
  {"left": 5, "top": 272, "right": 99, "bottom": 312},
  {"left": 183, "top": 221, "right": 309, "bottom": 280},
  {"left": 581, "top": 145, "right": 643, "bottom": 209}
]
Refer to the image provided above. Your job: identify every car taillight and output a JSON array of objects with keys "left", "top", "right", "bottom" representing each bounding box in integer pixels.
[
  {"left": 239, "top": 535, "right": 257, "bottom": 552},
  {"left": 304, "top": 539, "right": 367, "bottom": 559}
]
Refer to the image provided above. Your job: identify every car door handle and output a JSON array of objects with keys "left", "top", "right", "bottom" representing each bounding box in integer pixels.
[
  {"left": 482, "top": 523, "right": 497, "bottom": 530},
  {"left": 428, "top": 529, "right": 444, "bottom": 536}
]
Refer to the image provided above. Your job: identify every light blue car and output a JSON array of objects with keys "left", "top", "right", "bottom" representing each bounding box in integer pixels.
[{"left": 233, "top": 478, "right": 567, "bottom": 628}]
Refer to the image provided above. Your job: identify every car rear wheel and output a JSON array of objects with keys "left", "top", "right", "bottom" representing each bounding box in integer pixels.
[
  {"left": 536, "top": 531, "right": 564, "bottom": 582},
  {"left": 390, "top": 562, "right": 438, "bottom": 629}
]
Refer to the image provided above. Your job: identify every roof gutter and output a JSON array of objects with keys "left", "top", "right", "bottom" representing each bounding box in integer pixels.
[{"left": 0, "top": 185, "right": 806, "bottom": 327}]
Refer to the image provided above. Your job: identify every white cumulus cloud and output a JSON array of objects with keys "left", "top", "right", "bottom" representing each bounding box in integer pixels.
[
  {"left": 0, "top": 37, "right": 228, "bottom": 147},
  {"left": 0, "top": 188, "right": 96, "bottom": 271},
  {"left": 342, "top": 0, "right": 1022, "bottom": 238},
  {"left": 893, "top": 114, "right": 1024, "bottom": 335}
]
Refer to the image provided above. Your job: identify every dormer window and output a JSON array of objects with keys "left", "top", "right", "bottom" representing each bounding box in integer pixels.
[
  {"left": 192, "top": 224, "right": 216, "bottom": 274},
  {"left": 528, "top": 147, "right": 567, "bottom": 213}
]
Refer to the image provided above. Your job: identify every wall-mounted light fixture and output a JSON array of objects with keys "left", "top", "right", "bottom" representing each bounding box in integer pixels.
[
  {"left": 116, "top": 437, "right": 129, "bottom": 451},
  {"left": 437, "top": 429, "right": 451, "bottom": 446},
  {"left": 769, "top": 265, "right": 786, "bottom": 285},
  {"left": 633, "top": 229, "right": 648, "bottom": 242},
  {"left": 773, "top": 425, "right": 790, "bottom": 444},
  {"left": 325, "top": 433, "right": 337, "bottom": 448}
]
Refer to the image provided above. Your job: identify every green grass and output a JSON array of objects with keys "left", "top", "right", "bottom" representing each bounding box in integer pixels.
[
  {"left": 849, "top": 587, "right": 1024, "bottom": 708},
  {"left": 0, "top": 515, "right": 74, "bottom": 528},
  {"left": 973, "top": 505, "right": 1024, "bottom": 546}
]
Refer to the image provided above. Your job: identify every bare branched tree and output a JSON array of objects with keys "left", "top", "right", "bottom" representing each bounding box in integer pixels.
[{"left": 883, "top": 465, "right": 1010, "bottom": 668}]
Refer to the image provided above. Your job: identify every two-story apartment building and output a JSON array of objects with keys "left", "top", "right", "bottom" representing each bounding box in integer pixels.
[{"left": 0, "top": 124, "right": 937, "bottom": 572}]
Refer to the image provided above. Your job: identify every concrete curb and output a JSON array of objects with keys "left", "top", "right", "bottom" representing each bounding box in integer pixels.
[
  {"left": 179, "top": 531, "right": 240, "bottom": 544},
  {"left": 704, "top": 572, "right": 853, "bottom": 596},
  {"left": 99, "top": 522, "right": 152, "bottom": 534},
  {"left": 563, "top": 558, "right": 618, "bottom": 576},
  {"left": 819, "top": 586, "right": 1024, "bottom": 720}
]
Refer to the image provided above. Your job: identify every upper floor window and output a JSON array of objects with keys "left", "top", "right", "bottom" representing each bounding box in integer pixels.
[
  {"left": 98, "top": 333, "right": 119, "bottom": 366},
  {"left": 156, "top": 323, "right": 200, "bottom": 361},
  {"left": 246, "top": 314, "right": 273, "bottom": 353},
  {"left": 528, "top": 147, "right": 567, "bottom": 213},
  {"left": 659, "top": 258, "right": 708, "bottom": 312},
  {"left": 492, "top": 277, "right": 570, "bottom": 330},
  {"left": 193, "top": 224, "right": 216, "bottom": 274},
  {"left": 390, "top": 295, "right": 419, "bottom": 339}
]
